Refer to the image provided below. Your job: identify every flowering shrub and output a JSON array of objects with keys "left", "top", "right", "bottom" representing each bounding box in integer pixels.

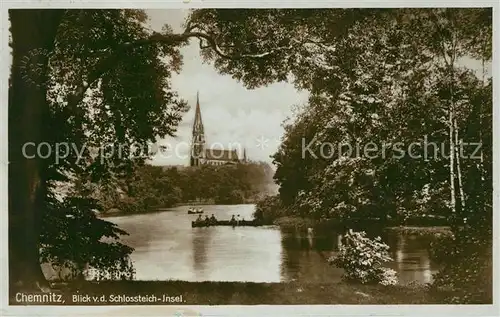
[{"left": 328, "top": 230, "right": 398, "bottom": 285}]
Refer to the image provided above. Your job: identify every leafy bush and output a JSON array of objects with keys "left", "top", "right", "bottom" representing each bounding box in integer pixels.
[
  {"left": 429, "top": 225, "right": 492, "bottom": 304},
  {"left": 253, "top": 195, "right": 287, "bottom": 224},
  {"left": 328, "top": 230, "right": 398, "bottom": 286}
]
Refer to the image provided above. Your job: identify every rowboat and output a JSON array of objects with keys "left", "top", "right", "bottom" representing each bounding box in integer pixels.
[
  {"left": 187, "top": 207, "right": 204, "bottom": 214},
  {"left": 191, "top": 219, "right": 261, "bottom": 227}
]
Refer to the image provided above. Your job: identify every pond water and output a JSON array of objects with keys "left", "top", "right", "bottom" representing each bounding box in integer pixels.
[{"left": 106, "top": 204, "right": 438, "bottom": 285}]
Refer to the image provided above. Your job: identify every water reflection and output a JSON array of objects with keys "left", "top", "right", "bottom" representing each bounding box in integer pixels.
[
  {"left": 192, "top": 227, "right": 213, "bottom": 280},
  {"left": 280, "top": 227, "right": 344, "bottom": 283},
  {"left": 387, "top": 232, "right": 434, "bottom": 284},
  {"left": 102, "top": 205, "right": 439, "bottom": 285}
]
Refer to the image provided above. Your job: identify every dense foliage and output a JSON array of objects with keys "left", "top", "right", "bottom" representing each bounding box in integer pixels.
[
  {"left": 428, "top": 213, "right": 492, "bottom": 303},
  {"left": 40, "top": 193, "right": 135, "bottom": 281},
  {"left": 95, "top": 161, "right": 275, "bottom": 214},
  {"left": 192, "top": 8, "right": 492, "bottom": 219},
  {"left": 253, "top": 195, "right": 287, "bottom": 224}
]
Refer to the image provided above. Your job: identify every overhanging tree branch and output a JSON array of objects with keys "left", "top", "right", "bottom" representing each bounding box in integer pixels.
[{"left": 65, "top": 28, "right": 290, "bottom": 112}]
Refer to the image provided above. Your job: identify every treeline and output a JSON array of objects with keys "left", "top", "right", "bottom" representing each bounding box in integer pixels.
[{"left": 96, "top": 161, "right": 275, "bottom": 214}]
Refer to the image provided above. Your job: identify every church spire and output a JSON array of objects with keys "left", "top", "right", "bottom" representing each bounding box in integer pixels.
[
  {"left": 191, "top": 91, "right": 205, "bottom": 167},
  {"left": 193, "top": 90, "right": 203, "bottom": 134}
]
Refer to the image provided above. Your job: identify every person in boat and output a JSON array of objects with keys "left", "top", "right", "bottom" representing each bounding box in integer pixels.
[
  {"left": 236, "top": 214, "right": 241, "bottom": 226},
  {"left": 209, "top": 214, "right": 217, "bottom": 225},
  {"left": 204, "top": 215, "right": 210, "bottom": 226},
  {"left": 195, "top": 214, "right": 203, "bottom": 223},
  {"left": 230, "top": 215, "right": 236, "bottom": 227}
]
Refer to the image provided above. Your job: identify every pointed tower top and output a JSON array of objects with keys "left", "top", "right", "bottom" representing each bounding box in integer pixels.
[
  {"left": 195, "top": 92, "right": 202, "bottom": 118},
  {"left": 193, "top": 91, "right": 204, "bottom": 134},
  {"left": 196, "top": 91, "right": 200, "bottom": 112},
  {"left": 243, "top": 148, "right": 247, "bottom": 162}
]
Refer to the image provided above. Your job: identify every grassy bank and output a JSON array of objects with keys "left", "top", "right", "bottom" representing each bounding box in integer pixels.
[{"left": 11, "top": 281, "right": 438, "bottom": 305}]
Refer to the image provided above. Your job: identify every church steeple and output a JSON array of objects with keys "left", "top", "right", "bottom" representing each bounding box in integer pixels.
[
  {"left": 190, "top": 91, "right": 205, "bottom": 166},
  {"left": 193, "top": 91, "right": 204, "bottom": 134}
]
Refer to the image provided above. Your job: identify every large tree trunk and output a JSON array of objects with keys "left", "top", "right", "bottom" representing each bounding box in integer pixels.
[{"left": 9, "top": 9, "right": 64, "bottom": 292}]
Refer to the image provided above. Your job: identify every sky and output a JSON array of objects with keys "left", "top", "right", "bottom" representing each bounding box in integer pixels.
[{"left": 145, "top": 9, "right": 310, "bottom": 166}]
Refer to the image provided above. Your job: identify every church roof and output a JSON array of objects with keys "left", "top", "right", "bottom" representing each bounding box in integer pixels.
[{"left": 204, "top": 149, "right": 239, "bottom": 161}]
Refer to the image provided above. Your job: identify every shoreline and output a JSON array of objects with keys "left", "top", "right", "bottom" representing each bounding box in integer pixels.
[
  {"left": 271, "top": 216, "right": 452, "bottom": 233},
  {"left": 99, "top": 202, "right": 257, "bottom": 218},
  {"left": 100, "top": 210, "right": 453, "bottom": 237}
]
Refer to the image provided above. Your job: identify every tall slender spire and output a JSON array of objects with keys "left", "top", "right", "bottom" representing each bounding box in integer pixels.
[
  {"left": 193, "top": 90, "right": 204, "bottom": 134},
  {"left": 191, "top": 91, "right": 205, "bottom": 166}
]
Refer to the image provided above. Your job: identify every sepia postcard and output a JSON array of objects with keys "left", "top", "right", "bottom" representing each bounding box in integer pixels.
[{"left": 1, "top": 1, "right": 498, "bottom": 316}]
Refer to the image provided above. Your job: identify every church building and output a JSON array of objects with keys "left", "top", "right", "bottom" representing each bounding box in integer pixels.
[{"left": 190, "top": 92, "right": 247, "bottom": 167}]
